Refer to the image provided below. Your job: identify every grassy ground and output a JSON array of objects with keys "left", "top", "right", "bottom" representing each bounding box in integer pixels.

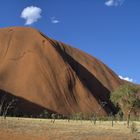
[{"left": 0, "top": 117, "right": 140, "bottom": 140}]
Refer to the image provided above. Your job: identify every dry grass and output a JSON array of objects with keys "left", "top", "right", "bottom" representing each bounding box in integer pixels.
[{"left": 0, "top": 117, "right": 140, "bottom": 140}]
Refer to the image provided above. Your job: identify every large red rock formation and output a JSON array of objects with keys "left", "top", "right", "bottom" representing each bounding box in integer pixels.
[{"left": 0, "top": 27, "right": 125, "bottom": 116}]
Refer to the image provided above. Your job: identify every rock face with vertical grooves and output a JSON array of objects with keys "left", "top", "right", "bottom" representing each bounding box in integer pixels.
[{"left": 0, "top": 27, "right": 126, "bottom": 116}]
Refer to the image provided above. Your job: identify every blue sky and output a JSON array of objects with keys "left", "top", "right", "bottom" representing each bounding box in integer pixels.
[{"left": 0, "top": 0, "right": 140, "bottom": 83}]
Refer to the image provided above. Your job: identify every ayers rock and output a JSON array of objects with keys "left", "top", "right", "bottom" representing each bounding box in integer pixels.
[{"left": 0, "top": 27, "right": 125, "bottom": 117}]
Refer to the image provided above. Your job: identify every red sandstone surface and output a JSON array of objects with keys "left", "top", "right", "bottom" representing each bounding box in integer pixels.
[{"left": 0, "top": 27, "right": 135, "bottom": 116}]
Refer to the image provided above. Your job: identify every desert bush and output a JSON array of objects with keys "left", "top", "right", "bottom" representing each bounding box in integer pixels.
[
  {"left": 39, "top": 110, "right": 51, "bottom": 118},
  {"left": 90, "top": 113, "right": 97, "bottom": 125},
  {"left": 71, "top": 112, "right": 84, "bottom": 121},
  {"left": 130, "top": 122, "right": 138, "bottom": 134},
  {"left": 115, "top": 110, "right": 124, "bottom": 121}
]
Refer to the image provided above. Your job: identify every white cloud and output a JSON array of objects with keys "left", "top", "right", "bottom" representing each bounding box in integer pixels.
[
  {"left": 21, "top": 6, "right": 42, "bottom": 25},
  {"left": 51, "top": 16, "right": 60, "bottom": 24},
  {"left": 105, "top": 0, "right": 125, "bottom": 7},
  {"left": 119, "top": 75, "right": 133, "bottom": 82}
]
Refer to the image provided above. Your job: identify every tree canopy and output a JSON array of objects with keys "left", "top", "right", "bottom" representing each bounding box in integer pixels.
[{"left": 110, "top": 83, "right": 140, "bottom": 113}]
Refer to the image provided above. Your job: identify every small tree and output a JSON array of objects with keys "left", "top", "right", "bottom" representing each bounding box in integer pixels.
[
  {"left": 0, "top": 95, "right": 17, "bottom": 119},
  {"left": 51, "top": 113, "right": 56, "bottom": 123},
  {"left": 109, "top": 112, "right": 114, "bottom": 127},
  {"left": 95, "top": 100, "right": 107, "bottom": 122},
  {"left": 91, "top": 113, "right": 97, "bottom": 125},
  {"left": 110, "top": 83, "right": 140, "bottom": 127},
  {"left": 3, "top": 98, "right": 17, "bottom": 119},
  {"left": 0, "top": 95, "right": 6, "bottom": 116}
]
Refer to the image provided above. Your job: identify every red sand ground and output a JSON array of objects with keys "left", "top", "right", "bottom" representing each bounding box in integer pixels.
[
  {"left": 0, "top": 118, "right": 139, "bottom": 140},
  {"left": 0, "top": 130, "right": 45, "bottom": 140}
]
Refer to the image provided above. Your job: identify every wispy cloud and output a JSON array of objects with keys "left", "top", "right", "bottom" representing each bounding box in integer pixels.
[
  {"left": 21, "top": 6, "right": 42, "bottom": 25},
  {"left": 51, "top": 16, "right": 60, "bottom": 24},
  {"left": 105, "top": 0, "right": 125, "bottom": 7},
  {"left": 119, "top": 75, "right": 133, "bottom": 82}
]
